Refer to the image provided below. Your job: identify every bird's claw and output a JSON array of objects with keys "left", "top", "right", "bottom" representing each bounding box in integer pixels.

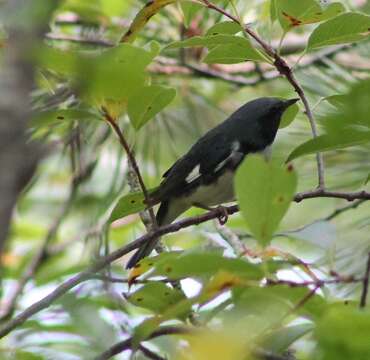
[{"left": 217, "top": 205, "right": 228, "bottom": 225}]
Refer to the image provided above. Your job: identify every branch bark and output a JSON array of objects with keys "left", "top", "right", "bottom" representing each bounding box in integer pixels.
[{"left": 360, "top": 252, "right": 370, "bottom": 308}]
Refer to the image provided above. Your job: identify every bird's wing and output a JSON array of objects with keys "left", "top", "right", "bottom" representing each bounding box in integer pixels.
[{"left": 152, "top": 132, "right": 244, "bottom": 201}]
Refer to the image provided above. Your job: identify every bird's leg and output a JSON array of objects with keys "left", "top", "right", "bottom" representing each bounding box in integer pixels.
[{"left": 192, "top": 202, "right": 229, "bottom": 225}]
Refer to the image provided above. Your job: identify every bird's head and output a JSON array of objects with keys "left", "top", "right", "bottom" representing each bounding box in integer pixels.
[{"left": 227, "top": 97, "right": 299, "bottom": 148}]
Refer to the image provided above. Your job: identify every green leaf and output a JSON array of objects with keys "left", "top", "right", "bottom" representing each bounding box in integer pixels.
[
  {"left": 167, "top": 34, "right": 249, "bottom": 49},
  {"left": 233, "top": 285, "right": 327, "bottom": 319},
  {"left": 324, "top": 80, "right": 370, "bottom": 131},
  {"left": 324, "top": 94, "right": 347, "bottom": 109},
  {"left": 108, "top": 191, "right": 148, "bottom": 223},
  {"left": 205, "top": 21, "right": 243, "bottom": 36},
  {"left": 279, "top": 102, "right": 299, "bottom": 128},
  {"left": 128, "top": 85, "right": 176, "bottom": 130},
  {"left": 235, "top": 156, "right": 297, "bottom": 246},
  {"left": 152, "top": 251, "right": 264, "bottom": 280},
  {"left": 167, "top": 35, "right": 271, "bottom": 63},
  {"left": 82, "top": 42, "right": 160, "bottom": 103},
  {"left": 263, "top": 323, "right": 314, "bottom": 353},
  {"left": 39, "top": 43, "right": 160, "bottom": 107},
  {"left": 270, "top": 0, "right": 278, "bottom": 22},
  {"left": 275, "top": 0, "right": 345, "bottom": 30},
  {"left": 286, "top": 130, "right": 370, "bottom": 162},
  {"left": 127, "top": 282, "right": 187, "bottom": 315},
  {"left": 315, "top": 307, "right": 370, "bottom": 360},
  {"left": 5, "top": 351, "right": 43, "bottom": 360},
  {"left": 307, "top": 12, "right": 370, "bottom": 50},
  {"left": 181, "top": 1, "right": 202, "bottom": 27},
  {"left": 31, "top": 109, "right": 101, "bottom": 127},
  {"left": 60, "top": 294, "right": 117, "bottom": 353},
  {"left": 204, "top": 42, "right": 269, "bottom": 64},
  {"left": 167, "top": 34, "right": 271, "bottom": 64}
]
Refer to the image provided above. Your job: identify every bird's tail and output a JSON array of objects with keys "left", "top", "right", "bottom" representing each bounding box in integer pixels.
[{"left": 126, "top": 200, "right": 182, "bottom": 269}]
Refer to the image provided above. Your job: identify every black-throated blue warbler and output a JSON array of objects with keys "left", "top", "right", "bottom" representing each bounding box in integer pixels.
[{"left": 126, "top": 97, "right": 299, "bottom": 268}]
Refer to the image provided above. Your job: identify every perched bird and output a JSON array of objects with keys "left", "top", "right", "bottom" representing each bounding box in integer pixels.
[{"left": 126, "top": 97, "right": 299, "bottom": 268}]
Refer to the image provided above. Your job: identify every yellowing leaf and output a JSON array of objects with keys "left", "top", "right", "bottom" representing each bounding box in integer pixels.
[
  {"left": 177, "top": 329, "right": 250, "bottom": 360},
  {"left": 199, "top": 271, "right": 246, "bottom": 304}
]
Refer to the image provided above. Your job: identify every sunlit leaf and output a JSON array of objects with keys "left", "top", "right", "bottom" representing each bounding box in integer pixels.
[
  {"left": 128, "top": 85, "right": 176, "bottom": 130},
  {"left": 235, "top": 156, "right": 297, "bottom": 246},
  {"left": 307, "top": 12, "right": 370, "bottom": 49}
]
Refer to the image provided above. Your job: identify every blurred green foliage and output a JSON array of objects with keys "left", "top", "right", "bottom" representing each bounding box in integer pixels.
[{"left": 1, "top": 0, "right": 369, "bottom": 359}]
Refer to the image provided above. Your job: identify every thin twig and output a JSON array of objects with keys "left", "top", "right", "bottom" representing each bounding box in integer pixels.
[
  {"left": 325, "top": 199, "right": 366, "bottom": 221},
  {"left": 293, "top": 285, "right": 320, "bottom": 313},
  {"left": 102, "top": 108, "right": 157, "bottom": 229},
  {"left": 360, "top": 252, "right": 370, "bottom": 308},
  {"left": 94, "top": 325, "right": 191, "bottom": 360},
  {"left": 0, "top": 150, "right": 95, "bottom": 320},
  {"left": 139, "top": 344, "right": 166, "bottom": 360},
  {"left": 266, "top": 276, "right": 363, "bottom": 288},
  {"left": 294, "top": 189, "right": 370, "bottom": 202},
  {"left": 0, "top": 184, "right": 76, "bottom": 320}
]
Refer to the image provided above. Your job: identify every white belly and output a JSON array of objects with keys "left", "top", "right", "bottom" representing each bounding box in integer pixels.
[{"left": 184, "top": 169, "right": 235, "bottom": 207}]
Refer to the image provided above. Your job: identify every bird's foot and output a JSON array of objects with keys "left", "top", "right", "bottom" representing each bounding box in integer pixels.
[
  {"left": 216, "top": 205, "right": 228, "bottom": 225},
  {"left": 193, "top": 202, "right": 229, "bottom": 226}
]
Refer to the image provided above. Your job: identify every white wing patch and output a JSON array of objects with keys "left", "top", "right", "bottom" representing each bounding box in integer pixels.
[
  {"left": 214, "top": 140, "right": 242, "bottom": 172},
  {"left": 185, "top": 164, "right": 201, "bottom": 183},
  {"left": 231, "top": 140, "right": 240, "bottom": 152}
]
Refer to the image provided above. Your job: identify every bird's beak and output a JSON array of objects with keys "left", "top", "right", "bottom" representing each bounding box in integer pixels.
[{"left": 284, "top": 98, "right": 300, "bottom": 108}]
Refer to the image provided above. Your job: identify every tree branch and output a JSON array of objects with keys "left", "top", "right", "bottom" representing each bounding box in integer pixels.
[
  {"left": 102, "top": 108, "right": 158, "bottom": 229},
  {"left": 94, "top": 325, "right": 190, "bottom": 360},
  {"left": 360, "top": 252, "right": 370, "bottom": 308}
]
